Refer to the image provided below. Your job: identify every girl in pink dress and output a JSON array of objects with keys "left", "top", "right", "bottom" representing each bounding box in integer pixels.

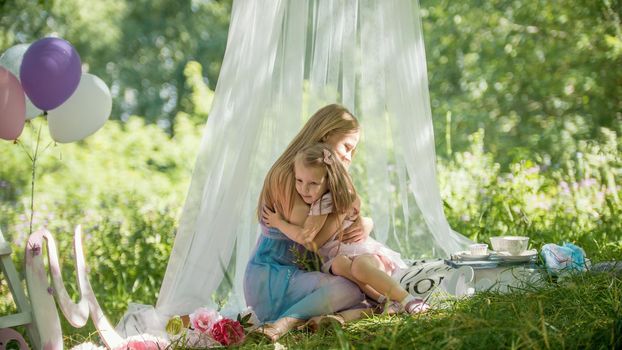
[{"left": 262, "top": 143, "right": 427, "bottom": 314}]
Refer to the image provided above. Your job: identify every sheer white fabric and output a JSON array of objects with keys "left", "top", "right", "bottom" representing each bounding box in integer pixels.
[{"left": 117, "top": 0, "right": 472, "bottom": 337}]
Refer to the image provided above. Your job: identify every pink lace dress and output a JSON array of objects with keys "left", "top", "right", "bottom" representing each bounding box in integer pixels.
[{"left": 313, "top": 192, "right": 407, "bottom": 275}]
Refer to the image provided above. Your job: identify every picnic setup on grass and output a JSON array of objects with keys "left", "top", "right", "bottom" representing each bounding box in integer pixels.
[{"left": 0, "top": 0, "right": 617, "bottom": 349}]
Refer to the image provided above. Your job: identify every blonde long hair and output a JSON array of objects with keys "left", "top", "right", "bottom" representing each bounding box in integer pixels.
[
  {"left": 258, "top": 104, "right": 359, "bottom": 219},
  {"left": 295, "top": 144, "right": 357, "bottom": 214}
]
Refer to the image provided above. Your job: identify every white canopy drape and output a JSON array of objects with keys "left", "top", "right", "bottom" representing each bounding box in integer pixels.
[{"left": 117, "top": 0, "right": 471, "bottom": 336}]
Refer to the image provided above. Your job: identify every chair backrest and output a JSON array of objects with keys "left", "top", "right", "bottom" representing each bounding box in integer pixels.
[
  {"left": 1, "top": 226, "right": 126, "bottom": 349},
  {"left": 24, "top": 226, "right": 125, "bottom": 349}
]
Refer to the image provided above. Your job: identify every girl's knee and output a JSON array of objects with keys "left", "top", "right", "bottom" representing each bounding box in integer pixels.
[
  {"left": 331, "top": 256, "right": 351, "bottom": 277},
  {"left": 350, "top": 255, "right": 379, "bottom": 281}
]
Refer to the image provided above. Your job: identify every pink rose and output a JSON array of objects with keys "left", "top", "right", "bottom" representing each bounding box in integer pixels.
[
  {"left": 113, "top": 338, "right": 168, "bottom": 350},
  {"left": 210, "top": 318, "right": 245, "bottom": 346},
  {"left": 114, "top": 340, "right": 151, "bottom": 350},
  {"left": 190, "top": 307, "right": 222, "bottom": 333}
]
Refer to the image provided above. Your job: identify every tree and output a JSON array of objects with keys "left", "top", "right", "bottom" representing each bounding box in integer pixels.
[
  {"left": 422, "top": 0, "right": 622, "bottom": 163},
  {"left": 0, "top": 0, "right": 231, "bottom": 130}
]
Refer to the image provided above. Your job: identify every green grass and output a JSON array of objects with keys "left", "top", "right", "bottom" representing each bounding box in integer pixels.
[
  {"left": 238, "top": 270, "right": 621, "bottom": 350},
  {"left": 43, "top": 266, "right": 619, "bottom": 349}
]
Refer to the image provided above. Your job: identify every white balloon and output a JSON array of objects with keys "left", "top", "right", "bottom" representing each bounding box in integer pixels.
[
  {"left": 0, "top": 44, "right": 27, "bottom": 75},
  {"left": 0, "top": 44, "right": 43, "bottom": 119},
  {"left": 47, "top": 73, "right": 112, "bottom": 143}
]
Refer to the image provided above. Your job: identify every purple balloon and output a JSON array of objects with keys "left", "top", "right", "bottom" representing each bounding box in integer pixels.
[{"left": 20, "top": 37, "right": 81, "bottom": 111}]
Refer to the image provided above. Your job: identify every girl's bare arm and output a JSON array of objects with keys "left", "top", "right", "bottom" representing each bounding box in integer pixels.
[
  {"left": 262, "top": 206, "right": 328, "bottom": 244},
  {"left": 303, "top": 212, "right": 345, "bottom": 252}
]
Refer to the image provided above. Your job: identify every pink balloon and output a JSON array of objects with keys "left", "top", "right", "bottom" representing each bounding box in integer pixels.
[{"left": 0, "top": 67, "right": 26, "bottom": 140}]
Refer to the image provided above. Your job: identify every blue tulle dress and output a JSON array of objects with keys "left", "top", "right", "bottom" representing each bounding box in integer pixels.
[{"left": 244, "top": 225, "right": 365, "bottom": 323}]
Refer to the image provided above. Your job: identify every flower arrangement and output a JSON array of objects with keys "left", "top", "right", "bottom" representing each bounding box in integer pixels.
[{"left": 166, "top": 307, "right": 259, "bottom": 348}]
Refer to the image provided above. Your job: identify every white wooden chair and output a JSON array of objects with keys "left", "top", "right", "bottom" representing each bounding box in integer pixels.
[
  {"left": 0, "top": 226, "right": 130, "bottom": 349},
  {"left": 0, "top": 229, "right": 39, "bottom": 349}
]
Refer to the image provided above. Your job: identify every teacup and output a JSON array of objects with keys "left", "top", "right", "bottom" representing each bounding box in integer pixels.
[
  {"left": 490, "top": 236, "right": 529, "bottom": 255},
  {"left": 469, "top": 243, "right": 488, "bottom": 256}
]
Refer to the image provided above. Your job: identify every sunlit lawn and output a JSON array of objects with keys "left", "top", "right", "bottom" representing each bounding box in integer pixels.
[{"left": 56, "top": 266, "right": 621, "bottom": 349}]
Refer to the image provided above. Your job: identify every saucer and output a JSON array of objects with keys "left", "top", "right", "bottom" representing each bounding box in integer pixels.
[
  {"left": 495, "top": 249, "right": 538, "bottom": 262},
  {"left": 454, "top": 251, "right": 491, "bottom": 261}
]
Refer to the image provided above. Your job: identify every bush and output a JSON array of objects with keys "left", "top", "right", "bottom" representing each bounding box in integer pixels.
[
  {"left": 438, "top": 128, "right": 622, "bottom": 260},
  {"left": 0, "top": 115, "right": 202, "bottom": 323}
]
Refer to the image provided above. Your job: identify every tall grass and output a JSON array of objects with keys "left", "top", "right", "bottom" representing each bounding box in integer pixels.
[{"left": 252, "top": 271, "right": 621, "bottom": 349}]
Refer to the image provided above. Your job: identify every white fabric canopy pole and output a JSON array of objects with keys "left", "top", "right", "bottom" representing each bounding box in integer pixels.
[{"left": 116, "top": 0, "right": 471, "bottom": 337}]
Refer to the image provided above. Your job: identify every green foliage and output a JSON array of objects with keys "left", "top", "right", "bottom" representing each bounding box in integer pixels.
[
  {"left": 438, "top": 128, "right": 622, "bottom": 260},
  {"left": 423, "top": 0, "right": 622, "bottom": 164},
  {"left": 178, "top": 60, "right": 215, "bottom": 125},
  {"left": 0, "top": 0, "right": 231, "bottom": 128},
  {"left": 2, "top": 0, "right": 620, "bottom": 159},
  {"left": 0, "top": 114, "right": 203, "bottom": 323}
]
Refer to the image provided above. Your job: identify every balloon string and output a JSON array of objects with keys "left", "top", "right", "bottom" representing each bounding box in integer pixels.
[
  {"left": 15, "top": 140, "right": 33, "bottom": 162},
  {"left": 42, "top": 141, "right": 54, "bottom": 153},
  {"left": 28, "top": 120, "right": 43, "bottom": 236}
]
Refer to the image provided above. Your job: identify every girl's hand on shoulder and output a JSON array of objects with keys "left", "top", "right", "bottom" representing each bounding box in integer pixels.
[{"left": 262, "top": 206, "right": 283, "bottom": 228}]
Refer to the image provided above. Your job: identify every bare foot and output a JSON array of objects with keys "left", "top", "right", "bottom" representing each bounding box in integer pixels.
[
  {"left": 300, "top": 314, "right": 345, "bottom": 332},
  {"left": 253, "top": 317, "right": 303, "bottom": 342},
  {"left": 255, "top": 323, "right": 287, "bottom": 342}
]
